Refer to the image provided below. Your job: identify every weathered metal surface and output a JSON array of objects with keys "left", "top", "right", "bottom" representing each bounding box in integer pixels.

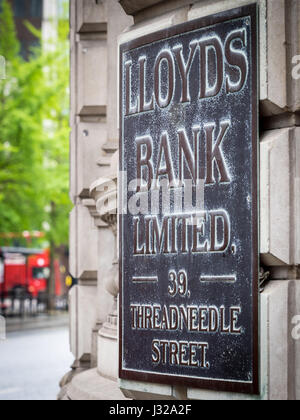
[{"left": 119, "top": 4, "right": 259, "bottom": 394}]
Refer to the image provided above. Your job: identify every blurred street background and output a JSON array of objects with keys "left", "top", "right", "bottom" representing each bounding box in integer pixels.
[
  {"left": 0, "top": 320, "right": 72, "bottom": 400},
  {"left": 0, "top": 0, "right": 72, "bottom": 400}
]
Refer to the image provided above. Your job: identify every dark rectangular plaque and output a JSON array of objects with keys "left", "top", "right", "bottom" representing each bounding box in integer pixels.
[{"left": 119, "top": 4, "right": 259, "bottom": 395}]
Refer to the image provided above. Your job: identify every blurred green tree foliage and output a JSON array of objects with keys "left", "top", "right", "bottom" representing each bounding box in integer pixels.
[{"left": 0, "top": 0, "right": 71, "bottom": 249}]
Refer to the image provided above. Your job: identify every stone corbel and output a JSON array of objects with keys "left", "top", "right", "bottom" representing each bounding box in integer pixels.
[
  {"left": 89, "top": 152, "right": 119, "bottom": 380},
  {"left": 81, "top": 198, "right": 107, "bottom": 229},
  {"left": 90, "top": 173, "right": 118, "bottom": 301}
]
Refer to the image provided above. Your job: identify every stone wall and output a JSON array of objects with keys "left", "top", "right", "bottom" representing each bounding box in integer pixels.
[{"left": 60, "top": 0, "right": 132, "bottom": 400}]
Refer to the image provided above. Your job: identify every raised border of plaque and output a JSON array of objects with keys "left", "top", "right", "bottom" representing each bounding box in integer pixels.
[{"left": 119, "top": 4, "right": 259, "bottom": 395}]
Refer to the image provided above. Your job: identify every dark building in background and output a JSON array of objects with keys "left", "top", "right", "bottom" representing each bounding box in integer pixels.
[{"left": 8, "top": 0, "right": 43, "bottom": 59}]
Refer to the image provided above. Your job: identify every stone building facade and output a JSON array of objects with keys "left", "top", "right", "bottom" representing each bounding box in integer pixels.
[{"left": 60, "top": 0, "right": 300, "bottom": 400}]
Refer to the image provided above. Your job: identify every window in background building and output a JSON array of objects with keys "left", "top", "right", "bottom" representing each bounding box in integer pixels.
[
  {"left": 30, "top": 0, "right": 42, "bottom": 18},
  {"left": 13, "top": 0, "right": 27, "bottom": 18}
]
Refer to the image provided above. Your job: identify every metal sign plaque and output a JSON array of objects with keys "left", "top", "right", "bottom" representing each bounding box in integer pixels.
[{"left": 119, "top": 4, "right": 259, "bottom": 394}]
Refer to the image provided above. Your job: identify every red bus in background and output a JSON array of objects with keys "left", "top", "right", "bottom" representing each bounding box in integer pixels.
[
  {"left": 0, "top": 248, "right": 62, "bottom": 299},
  {"left": 27, "top": 250, "right": 62, "bottom": 298}
]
